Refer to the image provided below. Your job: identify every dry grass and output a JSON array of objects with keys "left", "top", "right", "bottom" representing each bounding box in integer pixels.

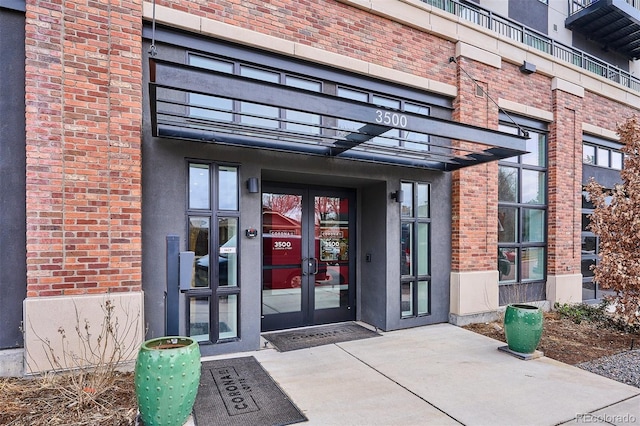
[{"left": 0, "top": 372, "right": 137, "bottom": 425}]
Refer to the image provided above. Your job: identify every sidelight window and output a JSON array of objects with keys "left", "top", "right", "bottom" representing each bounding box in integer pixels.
[
  {"left": 186, "top": 161, "right": 240, "bottom": 343},
  {"left": 400, "top": 181, "right": 431, "bottom": 318}
]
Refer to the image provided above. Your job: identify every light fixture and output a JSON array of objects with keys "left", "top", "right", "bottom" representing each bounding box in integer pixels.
[
  {"left": 390, "top": 190, "right": 404, "bottom": 203},
  {"left": 247, "top": 177, "right": 259, "bottom": 193},
  {"left": 520, "top": 61, "right": 536, "bottom": 75}
]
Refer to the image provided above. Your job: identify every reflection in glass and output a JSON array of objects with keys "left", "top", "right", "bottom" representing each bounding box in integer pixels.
[
  {"left": 401, "top": 282, "right": 413, "bottom": 317},
  {"left": 262, "top": 268, "right": 302, "bottom": 314},
  {"left": 218, "top": 217, "right": 238, "bottom": 287},
  {"left": 337, "top": 87, "right": 368, "bottom": 102},
  {"left": 418, "top": 281, "right": 429, "bottom": 315},
  {"left": 521, "top": 247, "right": 544, "bottom": 282},
  {"left": 189, "top": 216, "right": 210, "bottom": 288},
  {"left": 498, "top": 206, "right": 518, "bottom": 243},
  {"left": 219, "top": 295, "right": 238, "bottom": 340},
  {"left": 523, "top": 209, "right": 545, "bottom": 242},
  {"left": 611, "top": 151, "right": 623, "bottom": 170},
  {"left": 498, "top": 247, "right": 518, "bottom": 283},
  {"left": 218, "top": 166, "right": 238, "bottom": 210},
  {"left": 417, "top": 223, "right": 429, "bottom": 276},
  {"left": 189, "top": 94, "right": 234, "bottom": 122},
  {"left": 417, "top": 184, "right": 429, "bottom": 218},
  {"left": 189, "top": 296, "right": 210, "bottom": 342},
  {"left": 285, "top": 76, "right": 321, "bottom": 91},
  {"left": 581, "top": 258, "right": 596, "bottom": 277},
  {"left": 315, "top": 265, "right": 348, "bottom": 310},
  {"left": 582, "top": 213, "right": 592, "bottom": 232},
  {"left": 597, "top": 147, "right": 609, "bottom": 167},
  {"left": 285, "top": 110, "right": 321, "bottom": 134},
  {"left": 189, "top": 163, "right": 210, "bottom": 210},
  {"left": 522, "top": 131, "right": 546, "bottom": 166},
  {"left": 522, "top": 169, "right": 545, "bottom": 204},
  {"left": 240, "top": 65, "right": 279, "bottom": 82},
  {"left": 583, "top": 144, "right": 595, "bottom": 164},
  {"left": 498, "top": 166, "right": 518, "bottom": 202},
  {"left": 401, "top": 182, "right": 413, "bottom": 217},
  {"left": 240, "top": 102, "right": 279, "bottom": 128},
  {"left": 401, "top": 223, "right": 413, "bottom": 276},
  {"left": 582, "top": 236, "right": 596, "bottom": 254},
  {"left": 189, "top": 55, "right": 233, "bottom": 73}
]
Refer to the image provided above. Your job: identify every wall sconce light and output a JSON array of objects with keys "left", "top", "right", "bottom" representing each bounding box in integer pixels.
[
  {"left": 390, "top": 190, "right": 404, "bottom": 203},
  {"left": 247, "top": 177, "right": 260, "bottom": 193},
  {"left": 519, "top": 61, "right": 536, "bottom": 75}
]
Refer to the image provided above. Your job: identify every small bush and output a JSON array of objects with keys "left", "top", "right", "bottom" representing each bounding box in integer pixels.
[{"left": 554, "top": 301, "right": 639, "bottom": 333}]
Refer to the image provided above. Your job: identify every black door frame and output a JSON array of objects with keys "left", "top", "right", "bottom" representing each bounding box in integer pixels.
[{"left": 261, "top": 182, "right": 356, "bottom": 331}]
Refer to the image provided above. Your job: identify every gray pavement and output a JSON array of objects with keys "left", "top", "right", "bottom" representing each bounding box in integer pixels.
[{"left": 198, "top": 323, "right": 640, "bottom": 426}]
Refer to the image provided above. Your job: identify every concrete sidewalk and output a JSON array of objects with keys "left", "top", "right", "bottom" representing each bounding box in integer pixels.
[{"left": 201, "top": 323, "right": 640, "bottom": 426}]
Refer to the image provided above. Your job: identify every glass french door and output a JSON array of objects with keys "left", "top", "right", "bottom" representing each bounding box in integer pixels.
[{"left": 261, "top": 184, "right": 355, "bottom": 331}]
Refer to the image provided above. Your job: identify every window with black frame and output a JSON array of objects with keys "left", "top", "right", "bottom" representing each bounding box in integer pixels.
[
  {"left": 186, "top": 162, "right": 240, "bottom": 343},
  {"left": 400, "top": 181, "right": 431, "bottom": 318},
  {"left": 497, "top": 122, "right": 547, "bottom": 305}
]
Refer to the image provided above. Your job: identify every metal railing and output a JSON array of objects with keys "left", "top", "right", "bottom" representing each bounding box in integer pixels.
[
  {"left": 569, "top": 0, "right": 640, "bottom": 15},
  {"left": 422, "top": 0, "right": 640, "bottom": 93}
]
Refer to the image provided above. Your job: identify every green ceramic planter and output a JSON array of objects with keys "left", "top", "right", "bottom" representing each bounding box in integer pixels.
[
  {"left": 134, "top": 336, "right": 201, "bottom": 426},
  {"left": 503, "top": 304, "right": 543, "bottom": 354}
]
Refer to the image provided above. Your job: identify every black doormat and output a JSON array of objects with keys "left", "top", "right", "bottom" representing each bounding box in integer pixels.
[
  {"left": 262, "top": 322, "right": 380, "bottom": 352},
  {"left": 193, "top": 356, "right": 306, "bottom": 426}
]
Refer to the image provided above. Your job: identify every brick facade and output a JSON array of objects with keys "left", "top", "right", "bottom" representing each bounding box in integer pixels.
[
  {"left": 24, "top": 0, "right": 143, "bottom": 297},
  {"left": 21, "top": 0, "right": 639, "bottom": 296}
]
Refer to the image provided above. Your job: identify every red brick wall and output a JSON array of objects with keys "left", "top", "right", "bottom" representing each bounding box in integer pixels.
[
  {"left": 154, "top": 0, "right": 457, "bottom": 85},
  {"left": 548, "top": 90, "right": 583, "bottom": 275},
  {"left": 451, "top": 58, "right": 499, "bottom": 271},
  {"left": 24, "top": 0, "right": 143, "bottom": 297}
]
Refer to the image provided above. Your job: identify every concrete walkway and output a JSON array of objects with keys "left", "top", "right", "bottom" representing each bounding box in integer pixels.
[{"left": 199, "top": 323, "right": 640, "bottom": 426}]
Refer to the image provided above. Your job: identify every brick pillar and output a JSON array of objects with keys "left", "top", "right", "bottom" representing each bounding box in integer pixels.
[
  {"left": 23, "top": 0, "right": 144, "bottom": 372},
  {"left": 450, "top": 56, "right": 500, "bottom": 324},
  {"left": 25, "top": 0, "right": 143, "bottom": 296},
  {"left": 547, "top": 80, "right": 584, "bottom": 304}
]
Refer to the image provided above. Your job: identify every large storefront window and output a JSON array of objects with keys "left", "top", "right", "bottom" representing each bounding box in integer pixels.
[
  {"left": 400, "top": 182, "right": 431, "bottom": 318},
  {"left": 186, "top": 162, "right": 240, "bottom": 343},
  {"left": 498, "top": 122, "right": 547, "bottom": 305}
]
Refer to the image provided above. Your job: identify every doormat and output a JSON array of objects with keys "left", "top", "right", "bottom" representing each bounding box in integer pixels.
[
  {"left": 262, "top": 322, "right": 380, "bottom": 352},
  {"left": 193, "top": 356, "right": 307, "bottom": 426}
]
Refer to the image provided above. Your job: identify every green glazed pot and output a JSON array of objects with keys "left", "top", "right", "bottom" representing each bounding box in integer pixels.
[
  {"left": 503, "top": 304, "right": 543, "bottom": 354},
  {"left": 134, "top": 336, "right": 201, "bottom": 426}
]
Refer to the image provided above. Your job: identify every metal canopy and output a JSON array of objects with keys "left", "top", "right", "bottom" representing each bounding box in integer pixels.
[
  {"left": 565, "top": 0, "right": 640, "bottom": 60},
  {"left": 149, "top": 58, "right": 527, "bottom": 171}
]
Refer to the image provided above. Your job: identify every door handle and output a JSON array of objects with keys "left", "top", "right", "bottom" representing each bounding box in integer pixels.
[
  {"left": 301, "top": 258, "right": 308, "bottom": 276},
  {"left": 310, "top": 257, "right": 319, "bottom": 275}
]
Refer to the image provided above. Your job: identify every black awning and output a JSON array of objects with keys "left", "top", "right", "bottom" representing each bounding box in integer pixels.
[
  {"left": 565, "top": 0, "right": 640, "bottom": 60},
  {"left": 149, "top": 58, "right": 527, "bottom": 171}
]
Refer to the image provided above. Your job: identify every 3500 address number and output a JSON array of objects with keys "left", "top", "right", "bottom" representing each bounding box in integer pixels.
[{"left": 375, "top": 110, "right": 408, "bottom": 128}]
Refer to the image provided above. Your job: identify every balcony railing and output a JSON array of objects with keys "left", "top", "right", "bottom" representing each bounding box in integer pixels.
[
  {"left": 422, "top": 0, "right": 640, "bottom": 93},
  {"left": 569, "top": 0, "right": 640, "bottom": 15}
]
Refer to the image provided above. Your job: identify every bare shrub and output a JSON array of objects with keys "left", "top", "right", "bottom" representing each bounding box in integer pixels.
[{"left": 585, "top": 116, "right": 640, "bottom": 329}]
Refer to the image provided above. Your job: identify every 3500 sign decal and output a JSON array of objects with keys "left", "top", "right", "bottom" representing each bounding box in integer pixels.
[{"left": 375, "top": 110, "right": 408, "bottom": 128}]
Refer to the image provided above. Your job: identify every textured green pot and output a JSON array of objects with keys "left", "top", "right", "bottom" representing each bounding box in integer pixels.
[
  {"left": 503, "top": 304, "right": 543, "bottom": 354},
  {"left": 134, "top": 336, "right": 201, "bottom": 426}
]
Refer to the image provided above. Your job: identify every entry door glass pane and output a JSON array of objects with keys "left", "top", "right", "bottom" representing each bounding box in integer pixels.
[
  {"left": 315, "top": 196, "right": 349, "bottom": 310},
  {"left": 262, "top": 193, "right": 303, "bottom": 314}
]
